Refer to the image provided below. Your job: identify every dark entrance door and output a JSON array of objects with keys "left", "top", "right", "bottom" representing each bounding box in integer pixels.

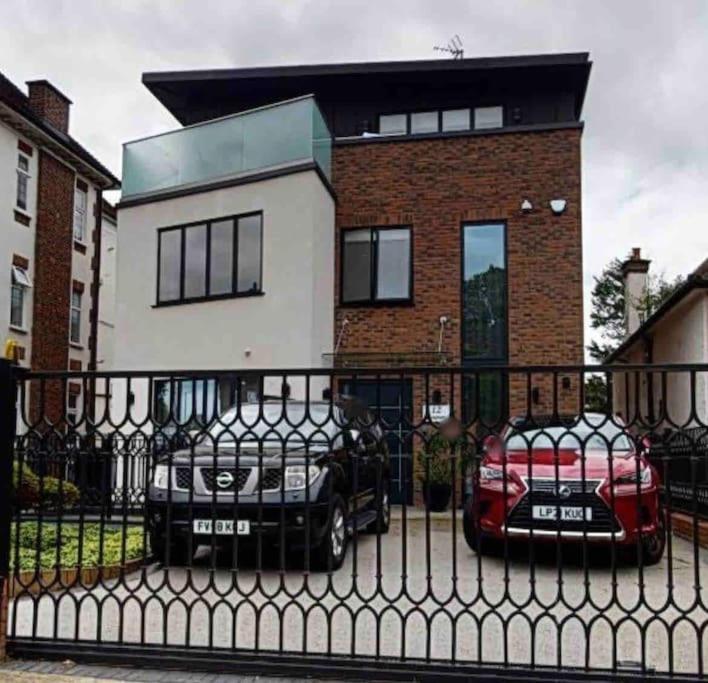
[{"left": 340, "top": 379, "right": 413, "bottom": 505}]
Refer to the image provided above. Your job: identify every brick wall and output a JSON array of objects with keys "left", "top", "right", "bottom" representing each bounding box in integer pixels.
[
  {"left": 333, "top": 129, "right": 583, "bottom": 502},
  {"left": 30, "top": 150, "right": 74, "bottom": 423}
]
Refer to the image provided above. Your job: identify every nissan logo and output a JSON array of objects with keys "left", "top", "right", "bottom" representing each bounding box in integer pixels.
[
  {"left": 216, "top": 471, "right": 234, "bottom": 489},
  {"left": 557, "top": 484, "right": 572, "bottom": 499}
]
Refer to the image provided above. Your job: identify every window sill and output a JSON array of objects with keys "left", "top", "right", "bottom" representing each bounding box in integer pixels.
[
  {"left": 69, "top": 342, "right": 84, "bottom": 350},
  {"left": 152, "top": 290, "right": 265, "bottom": 308},
  {"left": 339, "top": 298, "right": 414, "bottom": 308},
  {"left": 73, "top": 240, "right": 88, "bottom": 254},
  {"left": 9, "top": 325, "right": 28, "bottom": 335}
]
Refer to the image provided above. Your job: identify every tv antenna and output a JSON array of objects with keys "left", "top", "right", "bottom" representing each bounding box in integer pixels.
[{"left": 434, "top": 35, "right": 464, "bottom": 59}]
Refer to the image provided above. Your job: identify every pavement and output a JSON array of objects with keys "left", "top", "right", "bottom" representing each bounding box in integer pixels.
[
  {"left": 5, "top": 509, "right": 708, "bottom": 679},
  {"left": 0, "top": 659, "right": 338, "bottom": 682}
]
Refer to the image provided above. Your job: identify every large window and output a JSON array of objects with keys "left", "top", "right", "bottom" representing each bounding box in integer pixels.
[
  {"left": 462, "top": 223, "right": 506, "bottom": 361},
  {"left": 16, "top": 154, "right": 30, "bottom": 211},
  {"left": 157, "top": 212, "right": 263, "bottom": 305},
  {"left": 341, "top": 227, "right": 411, "bottom": 304}
]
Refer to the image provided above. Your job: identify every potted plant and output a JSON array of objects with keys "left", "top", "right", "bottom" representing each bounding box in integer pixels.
[{"left": 418, "top": 427, "right": 467, "bottom": 512}]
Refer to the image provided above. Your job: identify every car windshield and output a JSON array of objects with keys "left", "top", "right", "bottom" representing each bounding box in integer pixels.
[
  {"left": 202, "top": 402, "right": 341, "bottom": 450},
  {"left": 505, "top": 416, "right": 633, "bottom": 452}
]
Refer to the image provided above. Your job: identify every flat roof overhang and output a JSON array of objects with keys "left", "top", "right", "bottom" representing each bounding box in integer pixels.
[{"left": 143, "top": 52, "right": 591, "bottom": 126}]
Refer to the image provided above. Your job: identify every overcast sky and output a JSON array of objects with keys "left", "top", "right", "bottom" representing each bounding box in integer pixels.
[{"left": 2, "top": 0, "right": 707, "bottom": 355}]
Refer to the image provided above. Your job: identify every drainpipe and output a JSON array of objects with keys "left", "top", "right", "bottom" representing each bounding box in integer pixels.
[{"left": 88, "top": 189, "right": 103, "bottom": 421}]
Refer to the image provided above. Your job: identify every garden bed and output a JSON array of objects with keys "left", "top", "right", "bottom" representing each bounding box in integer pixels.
[{"left": 9, "top": 522, "right": 146, "bottom": 598}]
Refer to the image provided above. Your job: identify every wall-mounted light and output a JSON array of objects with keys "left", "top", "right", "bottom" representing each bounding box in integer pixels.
[
  {"left": 550, "top": 199, "right": 567, "bottom": 215},
  {"left": 521, "top": 199, "right": 533, "bottom": 213}
]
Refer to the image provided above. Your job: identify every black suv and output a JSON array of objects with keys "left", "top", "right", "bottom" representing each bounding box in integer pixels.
[{"left": 147, "top": 397, "right": 390, "bottom": 570}]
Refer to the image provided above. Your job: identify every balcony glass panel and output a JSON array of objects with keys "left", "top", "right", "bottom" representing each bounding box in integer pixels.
[{"left": 122, "top": 96, "right": 331, "bottom": 200}]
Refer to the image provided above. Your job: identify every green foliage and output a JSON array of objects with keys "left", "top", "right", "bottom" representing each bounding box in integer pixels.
[
  {"left": 417, "top": 431, "right": 470, "bottom": 485},
  {"left": 584, "top": 374, "right": 608, "bottom": 412},
  {"left": 588, "top": 256, "right": 684, "bottom": 362},
  {"left": 10, "top": 522, "right": 145, "bottom": 572},
  {"left": 12, "top": 461, "right": 80, "bottom": 510}
]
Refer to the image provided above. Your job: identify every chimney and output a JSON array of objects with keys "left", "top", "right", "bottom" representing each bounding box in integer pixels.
[
  {"left": 621, "top": 247, "right": 651, "bottom": 336},
  {"left": 26, "top": 80, "right": 72, "bottom": 133}
]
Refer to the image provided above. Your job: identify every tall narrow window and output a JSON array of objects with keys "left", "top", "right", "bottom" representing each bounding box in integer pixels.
[
  {"left": 462, "top": 223, "right": 506, "bottom": 360},
  {"left": 73, "top": 183, "right": 88, "bottom": 242},
  {"left": 70, "top": 288, "right": 82, "bottom": 344},
  {"left": 16, "top": 155, "right": 30, "bottom": 211},
  {"left": 157, "top": 212, "right": 263, "bottom": 305},
  {"left": 10, "top": 265, "right": 31, "bottom": 329},
  {"left": 341, "top": 227, "right": 412, "bottom": 304}
]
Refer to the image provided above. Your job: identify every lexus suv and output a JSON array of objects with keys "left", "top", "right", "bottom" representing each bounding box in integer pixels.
[
  {"left": 463, "top": 413, "right": 666, "bottom": 565},
  {"left": 147, "top": 398, "right": 390, "bottom": 570}
]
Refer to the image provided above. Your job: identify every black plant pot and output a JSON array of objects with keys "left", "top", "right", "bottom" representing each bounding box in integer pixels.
[{"left": 423, "top": 483, "right": 452, "bottom": 512}]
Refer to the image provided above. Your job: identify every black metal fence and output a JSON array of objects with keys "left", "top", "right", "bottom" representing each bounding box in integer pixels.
[{"left": 1, "top": 361, "right": 708, "bottom": 681}]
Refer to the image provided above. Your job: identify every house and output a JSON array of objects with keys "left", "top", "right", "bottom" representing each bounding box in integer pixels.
[
  {"left": 114, "top": 53, "right": 591, "bottom": 503},
  {"left": 608, "top": 249, "right": 708, "bottom": 426},
  {"left": 0, "top": 71, "right": 120, "bottom": 425}
]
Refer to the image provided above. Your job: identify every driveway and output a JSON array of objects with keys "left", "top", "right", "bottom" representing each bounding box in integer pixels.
[{"left": 9, "top": 510, "right": 708, "bottom": 677}]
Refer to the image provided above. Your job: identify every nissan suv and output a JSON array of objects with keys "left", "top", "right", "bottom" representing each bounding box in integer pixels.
[{"left": 147, "top": 397, "right": 391, "bottom": 570}]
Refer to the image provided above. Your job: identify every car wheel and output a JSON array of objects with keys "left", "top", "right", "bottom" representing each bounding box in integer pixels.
[
  {"left": 641, "top": 508, "right": 666, "bottom": 566},
  {"left": 366, "top": 481, "right": 391, "bottom": 535},
  {"left": 462, "top": 497, "right": 479, "bottom": 553},
  {"left": 311, "top": 494, "right": 348, "bottom": 571},
  {"left": 150, "top": 531, "right": 190, "bottom": 566}
]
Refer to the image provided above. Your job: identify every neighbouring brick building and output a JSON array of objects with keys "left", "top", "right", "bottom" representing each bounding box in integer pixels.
[
  {"left": 117, "top": 52, "right": 590, "bottom": 503},
  {"left": 0, "top": 71, "right": 120, "bottom": 424}
]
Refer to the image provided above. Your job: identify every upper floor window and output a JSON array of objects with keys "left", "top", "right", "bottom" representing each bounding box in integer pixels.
[
  {"left": 73, "top": 181, "right": 88, "bottom": 242},
  {"left": 157, "top": 212, "right": 263, "bottom": 305},
  {"left": 16, "top": 154, "right": 30, "bottom": 211},
  {"left": 474, "top": 106, "right": 503, "bottom": 130},
  {"left": 442, "top": 109, "right": 471, "bottom": 132},
  {"left": 379, "top": 113, "right": 407, "bottom": 136},
  {"left": 462, "top": 222, "right": 507, "bottom": 361},
  {"left": 70, "top": 286, "right": 83, "bottom": 344},
  {"left": 10, "top": 264, "right": 31, "bottom": 329},
  {"left": 410, "top": 111, "right": 438, "bottom": 134},
  {"left": 341, "top": 227, "right": 412, "bottom": 304}
]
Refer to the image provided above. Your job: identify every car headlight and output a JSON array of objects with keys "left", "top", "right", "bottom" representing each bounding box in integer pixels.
[
  {"left": 284, "top": 465, "right": 321, "bottom": 491},
  {"left": 153, "top": 464, "right": 170, "bottom": 490},
  {"left": 479, "top": 465, "right": 506, "bottom": 481},
  {"left": 615, "top": 466, "right": 651, "bottom": 488}
]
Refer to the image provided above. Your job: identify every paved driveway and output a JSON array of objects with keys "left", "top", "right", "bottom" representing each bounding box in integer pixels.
[{"left": 9, "top": 510, "right": 708, "bottom": 677}]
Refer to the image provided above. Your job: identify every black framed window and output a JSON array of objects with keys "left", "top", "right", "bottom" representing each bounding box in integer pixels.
[
  {"left": 157, "top": 212, "right": 263, "bottom": 305},
  {"left": 341, "top": 227, "right": 411, "bottom": 304},
  {"left": 462, "top": 222, "right": 507, "bottom": 361}
]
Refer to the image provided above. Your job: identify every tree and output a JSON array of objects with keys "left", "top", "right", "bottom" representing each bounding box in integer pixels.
[{"left": 588, "top": 257, "right": 684, "bottom": 363}]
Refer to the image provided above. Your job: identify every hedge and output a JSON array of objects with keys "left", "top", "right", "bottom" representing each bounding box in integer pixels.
[{"left": 12, "top": 461, "right": 80, "bottom": 509}]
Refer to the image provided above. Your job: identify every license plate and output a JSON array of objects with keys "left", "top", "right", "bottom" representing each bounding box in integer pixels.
[
  {"left": 532, "top": 506, "right": 593, "bottom": 522},
  {"left": 192, "top": 519, "right": 250, "bottom": 535}
]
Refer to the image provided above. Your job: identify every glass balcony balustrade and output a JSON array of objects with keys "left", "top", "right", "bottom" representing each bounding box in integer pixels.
[{"left": 121, "top": 96, "right": 331, "bottom": 200}]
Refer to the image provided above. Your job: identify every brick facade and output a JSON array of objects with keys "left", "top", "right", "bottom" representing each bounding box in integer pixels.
[
  {"left": 26, "top": 80, "right": 71, "bottom": 133},
  {"left": 333, "top": 128, "right": 583, "bottom": 368},
  {"left": 333, "top": 129, "right": 584, "bottom": 500},
  {"left": 30, "top": 150, "right": 75, "bottom": 423}
]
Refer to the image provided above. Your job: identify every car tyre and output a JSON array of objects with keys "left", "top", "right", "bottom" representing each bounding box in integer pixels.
[
  {"left": 311, "top": 494, "right": 348, "bottom": 571},
  {"left": 641, "top": 507, "right": 666, "bottom": 566},
  {"left": 151, "top": 531, "right": 191, "bottom": 566},
  {"left": 462, "top": 497, "right": 479, "bottom": 553},
  {"left": 365, "top": 481, "right": 391, "bottom": 535}
]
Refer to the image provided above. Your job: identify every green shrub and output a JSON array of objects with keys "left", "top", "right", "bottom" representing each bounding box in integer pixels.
[
  {"left": 12, "top": 461, "right": 80, "bottom": 510},
  {"left": 10, "top": 522, "right": 145, "bottom": 571},
  {"left": 417, "top": 431, "right": 470, "bottom": 485}
]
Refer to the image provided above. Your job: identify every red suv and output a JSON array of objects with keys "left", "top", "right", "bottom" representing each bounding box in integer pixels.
[{"left": 462, "top": 413, "right": 666, "bottom": 565}]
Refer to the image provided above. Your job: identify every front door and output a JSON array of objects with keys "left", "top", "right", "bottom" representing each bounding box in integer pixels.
[{"left": 340, "top": 379, "right": 413, "bottom": 505}]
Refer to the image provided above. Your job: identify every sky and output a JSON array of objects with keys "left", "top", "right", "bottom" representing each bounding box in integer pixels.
[{"left": 2, "top": 0, "right": 707, "bottom": 356}]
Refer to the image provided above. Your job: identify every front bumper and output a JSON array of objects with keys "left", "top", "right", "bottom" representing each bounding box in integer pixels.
[{"left": 148, "top": 497, "right": 333, "bottom": 548}]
